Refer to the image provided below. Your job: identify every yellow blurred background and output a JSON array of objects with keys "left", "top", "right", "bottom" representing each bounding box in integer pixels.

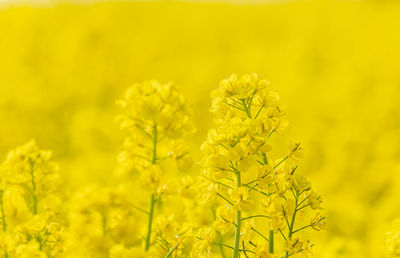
[{"left": 1, "top": 0, "right": 400, "bottom": 256}]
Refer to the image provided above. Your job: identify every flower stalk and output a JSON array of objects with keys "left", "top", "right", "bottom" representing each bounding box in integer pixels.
[
  {"left": 269, "top": 230, "right": 274, "bottom": 253},
  {"left": 194, "top": 74, "right": 325, "bottom": 257},
  {"left": 232, "top": 170, "right": 242, "bottom": 258},
  {"left": 145, "top": 123, "right": 158, "bottom": 251}
]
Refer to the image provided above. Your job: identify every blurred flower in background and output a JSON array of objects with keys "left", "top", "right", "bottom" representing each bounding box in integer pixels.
[{"left": 1, "top": 0, "right": 400, "bottom": 256}]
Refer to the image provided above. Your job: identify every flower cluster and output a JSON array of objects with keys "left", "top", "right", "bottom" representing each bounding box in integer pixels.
[
  {"left": 65, "top": 186, "right": 145, "bottom": 257},
  {"left": 117, "top": 80, "right": 195, "bottom": 177},
  {"left": 116, "top": 81, "right": 196, "bottom": 255},
  {"left": 0, "top": 140, "right": 65, "bottom": 257},
  {"left": 194, "top": 74, "right": 325, "bottom": 257},
  {"left": 0, "top": 75, "right": 326, "bottom": 258}
]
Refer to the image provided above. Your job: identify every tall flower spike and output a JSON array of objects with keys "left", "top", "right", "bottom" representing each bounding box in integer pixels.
[
  {"left": 0, "top": 140, "right": 65, "bottom": 257},
  {"left": 1, "top": 140, "right": 60, "bottom": 215},
  {"left": 197, "top": 74, "right": 325, "bottom": 258},
  {"left": 117, "top": 80, "right": 195, "bottom": 254}
]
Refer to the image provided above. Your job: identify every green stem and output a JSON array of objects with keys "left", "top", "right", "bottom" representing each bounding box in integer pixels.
[
  {"left": 217, "top": 193, "right": 234, "bottom": 206},
  {"left": 152, "top": 123, "right": 157, "bottom": 164},
  {"left": 232, "top": 170, "right": 242, "bottom": 258},
  {"left": 251, "top": 227, "right": 268, "bottom": 241},
  {"left": 145, "top": 194, "right": 156, "bottom": 251},
  {"left": 268, "top": 230, "right": 274, "bottom": 253},
  {"left": 288, "top": 197, "right": 298, "bottom": 239},
  {"left": 0, "top": 191, "right": 8, "bottom": 258},
  {"left": 101, "top": 213, "right": 108, "bottom": 236},
  {"left": 242, "top": 99, "right": 252, "bottom": 119},
  {"left": 262, "top": 152, "right": 268, "bottom": 165},
  {"left": 145, "top": 122, "right": 158, "bottom": 251},
  {"left": 29, "top": 161, "right": 37, "bottom": 215},
  {"left": 284, "top": 192, "right": 299, "bottom": 258},
  {"left": 212, "top": 208, "right": 227, "bottom": 258},
  {"left": 241, "top": 215, "right": 269, "bottom": 221},
  {"left": 242, "top": 241, "right": 249, "bottom": 258},
  {"left": 0, "top": 191, "right": 6, "bottom": 231},
  {"left": 217, "top": 232, "right": 227, "bottom": 258},
  {"left": 165, "top": 243, "right": 178, "bottom": 258}
]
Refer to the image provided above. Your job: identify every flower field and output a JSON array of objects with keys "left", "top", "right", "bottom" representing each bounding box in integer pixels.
[{"left": 0, "top": 0, "right": 400, "bottom": 257}]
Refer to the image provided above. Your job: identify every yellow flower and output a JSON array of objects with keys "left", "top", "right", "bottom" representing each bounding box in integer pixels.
[
  {"left": 139, "top": 165, "right": 163, "bottom": 193},
  {"left": 241, "top": 219, "right": 255, "bottom": 242},
  {"left": 257, "top": 165, "right": 275, "bottom": 190},
  {"left": 310, "top": 213, "right": 326, "bottom": 231},
  {"left": 308, "top": 191, "right": 322, "bottom": 210},
  {"left": 15, "top": 240, "right": 47, "bottom": 258},
  {"left": 285, "top": 238, "right": 313, "bottom": 257},
  {"left": 292, "top": 174, "right": 311, "bottom": 192},
  {"left": 192, "top": 227, "right": 216, "bottom": 255},
  {"left": 1, "top": 140, "right": 61, "bottom": 215},
  {"left": 213, "top": 205, "right": 235, "bottom": 234},
  {"left": 230, "top": 187, "right": 254, "bottom": 211},
  {"left": 178, "top": 176, "right": 197, "bottom": 199},
  {"left": 288, "top": 142, "right": 304, "bottom": 161}
]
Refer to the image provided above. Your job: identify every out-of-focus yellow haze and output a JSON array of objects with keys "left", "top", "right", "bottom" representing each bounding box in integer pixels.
[{"left": 1, "top": 0, "right": 400, "bottom": 257}]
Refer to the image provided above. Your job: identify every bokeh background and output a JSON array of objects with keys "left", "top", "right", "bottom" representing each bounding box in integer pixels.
[{"left": 1, "top": 0, "right": 400, "bottom": 256}]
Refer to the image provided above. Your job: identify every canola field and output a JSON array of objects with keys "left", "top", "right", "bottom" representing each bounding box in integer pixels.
[{"left": 1, "top": 0, "right": 400, "bottom": 257}]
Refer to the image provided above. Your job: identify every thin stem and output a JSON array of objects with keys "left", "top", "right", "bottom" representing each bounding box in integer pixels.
[
  {"left": 241, "top": 99, "right": 252, "bottom": 118},
  {"left": 226, "top": 102, "right": 246, "bottom": 111},
  {"left": 273, "top": 155, "right": 288, "bottom": 169},
  {"left": 0, "top": 190, "right": 9, "bottom": 258},
  {"left": 165, "top": 243, "right": 178, "bottom": 258},
  {"left": 296, "top": 204, "right": 310, "bottom": 212},
  {"left": 102, "top": 213, "right": 107, "bottom": 235},
  {"left": 284, "top": 191, "right": 299, "bottom": 258},
  {"left": 251, "top": 227, "right": 269, "bottom": 242},
  {"left": 278, "top": 228, "right": 287, "bottom": 241},
  {"left": 254, "top": 105, "right": 264, "bottom": 119},
  {"left": 232, "top": 170, "right": 242, "bottom": 258},
  {"left": 262, "top": 152, "right": 268, "bottom": 165},
  {"left": 267, "top": 129, "right": 275, "bottom": 138},
  {"left": 29, "top": 161, "right": 38, "bottom": 215},
  {"left": 268, "top": 230, "right": 274, "bottom": 253},
  {"left": 145, "top": 122, "right": 158, "bottom": 251},
  {"left": 292, "top": 217, "right": 325, "bottom": 234},
  {"left": 212, "top": 241, "right": 255, "bottom": 254},
  {"left": 297, "top": 196, "right": 308, "bottom": 208},
  {"left": 156, "top": 239, "right": 169, "bottom": 252},
  {"left": 242, "top": 241, "right": 249, "bottom": 258},
  {"left": 132, "top": 205, "right": 149, "bottom": 215},
  {"left": 213, "top": 241, "right": 234, "bottom": 250},
  {"left": 218, "top": 233, "right": 227, "bottom": 258},
  {"left": 243, "top": 183, "right": 272, "bottom": 197},
  {"left": 145, "top": 194, "right": 156, "bottom": 251},
  {"left": 292, "top": 224, "right": 312, "bottom": 234},
  {"left": 228, "top": 97, "right": 244, "bottom": 106},
  {"left": 217, "top": 193, "right": 234, "bottom": 207},
  {"left": 0, "top": 190, "right": 6, "bottom": 231},
  {"left": 212, "top": 207, "right": 227, "bottom": 258},
  {"left": 289, "top": 197, "right": 299, "bottom": 238},
  {"left": 202, "top": 175, "right": 233, "bottom": 189},
  {"left": 242, "top": 215, "right": 269, "bottom": 221},
  {"left": 249, "top": 241, "right": 257, "bottom": 248},
  {"left": 152, "top": 123, "right": 157, "bottom": 164}
]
